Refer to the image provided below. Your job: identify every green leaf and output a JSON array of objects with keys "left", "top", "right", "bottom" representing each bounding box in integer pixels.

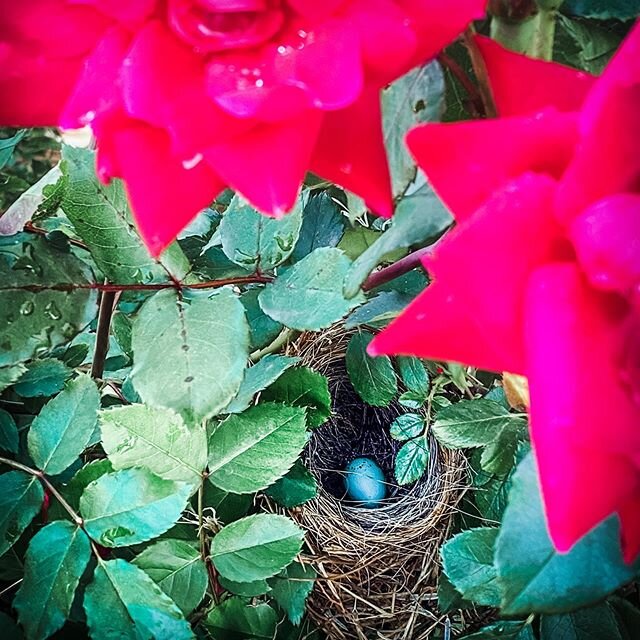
[
  {"left": 396, "top": 356, "right": 430, "bottom": 396},
  {"left": 495, "top": 454, "right": 639, "bottom": 615},
  {"left": 346, "top": 331, "right": 397, "bottom": 407},
  {"left": 291, "top": 190, "right": 346, "bottom": 262},
  {"left": 211, "top": 513, "right": 304, "bottom": 582},
  {"left": 438, "top": 572, "right": 472, "bottom": 613},
  {"left": 432, "top": 399, "right": 528, "bottom": 476},
  {"left": 0, "top": 235, "right": 97, "bottom": 366},
  {"left": 611, "top": 598, "right": 640, "bottom": 639},
  {"left": 259, "top": 247, "right": 365, "bottom": 331},
  {"left": 268, "top": 562, "right": 316, "bottom": 625},
  {"left": 220, "top": 194, "right": 302, "bottom": 271},
  {"left": 461, "top": 621, "right": 534, "bottom": 640},
  {"left": 27, "top": 374, "right": 99, "bottom": 475},
  {"left": 389, "top": 413, "right": 425, "bottom": 441},
  {"left": 61, "top": 146, "right": 189, "bottom": 284},
  {"left": 0, "top": 612, "right": 23, "bottom": 640},
  {"left": 394, "top": 437, "right": 429, "bottom": 485},
  {"left": 81, "top": 468, "right": 191, "bottom": 547},
  {"left": 133, "top": 539, "right": 208, "bottom": 615},
  {"left": 0, "top": 363, "right": 27, "bottom": 392},
  {"left": 84, "top": 559, "right": 194, "bottom": 640},
  {"left": 100, "top": 404, "right": 207, "bottom": 486},
  {"left": 14, "top": 522, "right": 91, "bottom": 640},
  {"left": 218, "top": 576, "right": 272, "bottom": 597},
  {"left": 131, "top": 288, "right": 249, "bottom": 421},
  {"left": 0, "top": 130, "right": 26, "bottom": 171},
  {"left": 383, "top": 62, "right": 445, "bottom": 197},
  {"left": 563, "top": 0, "right": 640, "bottom": 20},
  {"left": 345, "top": 290, "right": 413, "bottom": 329},
  {"left": 202, "top": 483, "right": 252, "bottom": 524},
  {"left": 540, "top": 602, "right": 624, "bottom": 640},
  {"left": 205, "top": 597, "right": 278, "bottom": 639},
  {"left": 261, "top": 366, "right": 331, "bottom": 427},
  {"left": 442, "top": 528, "right": 501, "bottom": 607},
  {"left": 0, "top": 471, "right": 44, "bottom": 556},
  {"left": 60, "top": 459, "right": 114, "bottom": 512},
  {"left": 208, "top": 403, "right": 308, "bottom": 494},
  {"left": 554, "top": 15, "right": 625, "bottom": 74},
  {"left": 224, "top": 355, "right": 301, "bottom": 414},
  {"left": 343, "top": 188, "right": 451, "bottom": 298},
  {"left": 241, "top": 288, "right": 283, "bottom": 350},
  {"left": 338, "top": 225, "right": 381, "bottom": 261},
  {"left": 266, "top": 461, "right": 318, "bottom": 508},
  {"left": 13, "top": 359, "right": 71, "bottom": 397},
  {"left": 0, "top": 409, "right": 19, "bottom": 454}
]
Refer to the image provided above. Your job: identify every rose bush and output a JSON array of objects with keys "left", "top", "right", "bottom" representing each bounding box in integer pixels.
[
  {"left": 370, "top": 23, "right": 640, "bottom": 561},
  {"left": 0, "top": 0, "right": 485, "bottom": 254}
]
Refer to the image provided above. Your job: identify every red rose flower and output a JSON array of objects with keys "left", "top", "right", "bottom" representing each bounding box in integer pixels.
[
  {"left": 370, "top": 24, "right": 640, "bottom": 561},
  {"left": 0, "top": 0, "right": 486, "bottom": 255}
]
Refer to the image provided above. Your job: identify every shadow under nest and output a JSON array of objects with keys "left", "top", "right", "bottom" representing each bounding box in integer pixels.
[{"left": 280, "top": 325, "right": 468, "bottom": 640}]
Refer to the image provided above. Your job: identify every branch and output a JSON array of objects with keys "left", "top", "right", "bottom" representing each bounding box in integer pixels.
[
  {"left": 463, "top": 26, "right": 498, "bottom": 119},
  {"left": 0, "top": 455, "right": 83, "bottom": 526},
  {"left": 362, "top": 246, "right": 432, "bottom": 292},
  {"left": 0, "top": 275, "right": 274, "bottom": 295},
  {"left": 91, "top": 287, "right": 117, "bottom": 379}
]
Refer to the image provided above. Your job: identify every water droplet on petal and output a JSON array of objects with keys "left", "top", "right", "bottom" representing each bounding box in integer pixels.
[{"left": 182, "top": 153, "right": 203, "bottom": 171}]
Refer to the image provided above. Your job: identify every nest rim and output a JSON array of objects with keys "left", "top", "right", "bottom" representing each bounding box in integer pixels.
[{"left": 279, "top": 325, "right": 468, "bottom": 640}]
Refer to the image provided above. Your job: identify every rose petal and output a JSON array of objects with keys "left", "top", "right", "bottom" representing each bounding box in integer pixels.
[
  {"left": 619, "top": 494, "right": 640, "bottom": 563},
  {"left": 204, "top": 109, "right": 323, "bottom": 216},
  {"left": 0, "top": 0, "right": 110, "bottom": 125},
  {"left": 368, "top": 278, "right": 507, "bottom": 372},
  {"left": 571, "top": 193, "right": 640, "bottom": 295},
  {"left": 122, "top": 21, "right": 252, "bottom": 155},
  {"left": 425, "top": 173, "right": 566, "bottom": 374},
  {"left": 70, "top": 0, "right": 157, "bottom": 24},
  {"left": 60, "top": 26, "right": 132, "bottom": 129},
  {"left": 556, "top": 23, "right": 640, "bottom": 223},
  {"left": 109, "top": 123, "right": 225, "bottom": 256},
  {"left": 311, "top": 88, "right": 393, "bottom": 217},
  {"left": 406, "top": 110, "right": 578, "bottom": 221},
  {"left": 397, "top": 0, "right": 487, "bottom": 70},
  {"left": 475, "top": 35, "right": 595, "bottom": 117},
  {"left": 525, "top": 263, "right": 640, "bottom": 552}
]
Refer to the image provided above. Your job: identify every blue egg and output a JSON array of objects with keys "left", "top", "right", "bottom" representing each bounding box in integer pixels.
[{"left": 344, "top": 457, "right": 387, "bottom": 507}]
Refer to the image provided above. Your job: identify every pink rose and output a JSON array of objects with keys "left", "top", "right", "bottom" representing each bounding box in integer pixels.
[
  {"left": 0, "top": 0, "right": 486, "bottom": 254},
  {"left": 370, "top": 24, "right": 640, "bottom": 561}
]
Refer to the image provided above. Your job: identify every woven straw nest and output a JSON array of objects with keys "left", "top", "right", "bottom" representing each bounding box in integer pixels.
[{"left": 277, "top": 325, "right": 468, "bottom": 640}]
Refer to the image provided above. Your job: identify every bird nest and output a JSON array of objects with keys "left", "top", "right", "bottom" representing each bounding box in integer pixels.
[{"left": 278, "top": 325, "right": 468, "bottom": 640}]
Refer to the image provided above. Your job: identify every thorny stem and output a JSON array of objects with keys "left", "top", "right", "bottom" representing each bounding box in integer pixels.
[
  {"left": 1, "top": 275, "right": 274, "bottom": 295},
  {"left": 362, "top": 246, "right": 433, "bottom": 292},
  {"left": 463, "top": 26, "right": 498, "bottom": 118},
  {"left": 91, "top": 287, "right": 117, "bottom": 380},
  {"left": 0, "top": 455, "right": 83, "bottom": 526}
]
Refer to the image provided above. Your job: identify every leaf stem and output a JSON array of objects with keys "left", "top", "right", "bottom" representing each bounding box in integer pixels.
[
  {"left": 0, "top": 455, "right": 83, "bottom": 526},
  {"left": 249, "top": 328, "right": 298, "bottom": 363}
]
